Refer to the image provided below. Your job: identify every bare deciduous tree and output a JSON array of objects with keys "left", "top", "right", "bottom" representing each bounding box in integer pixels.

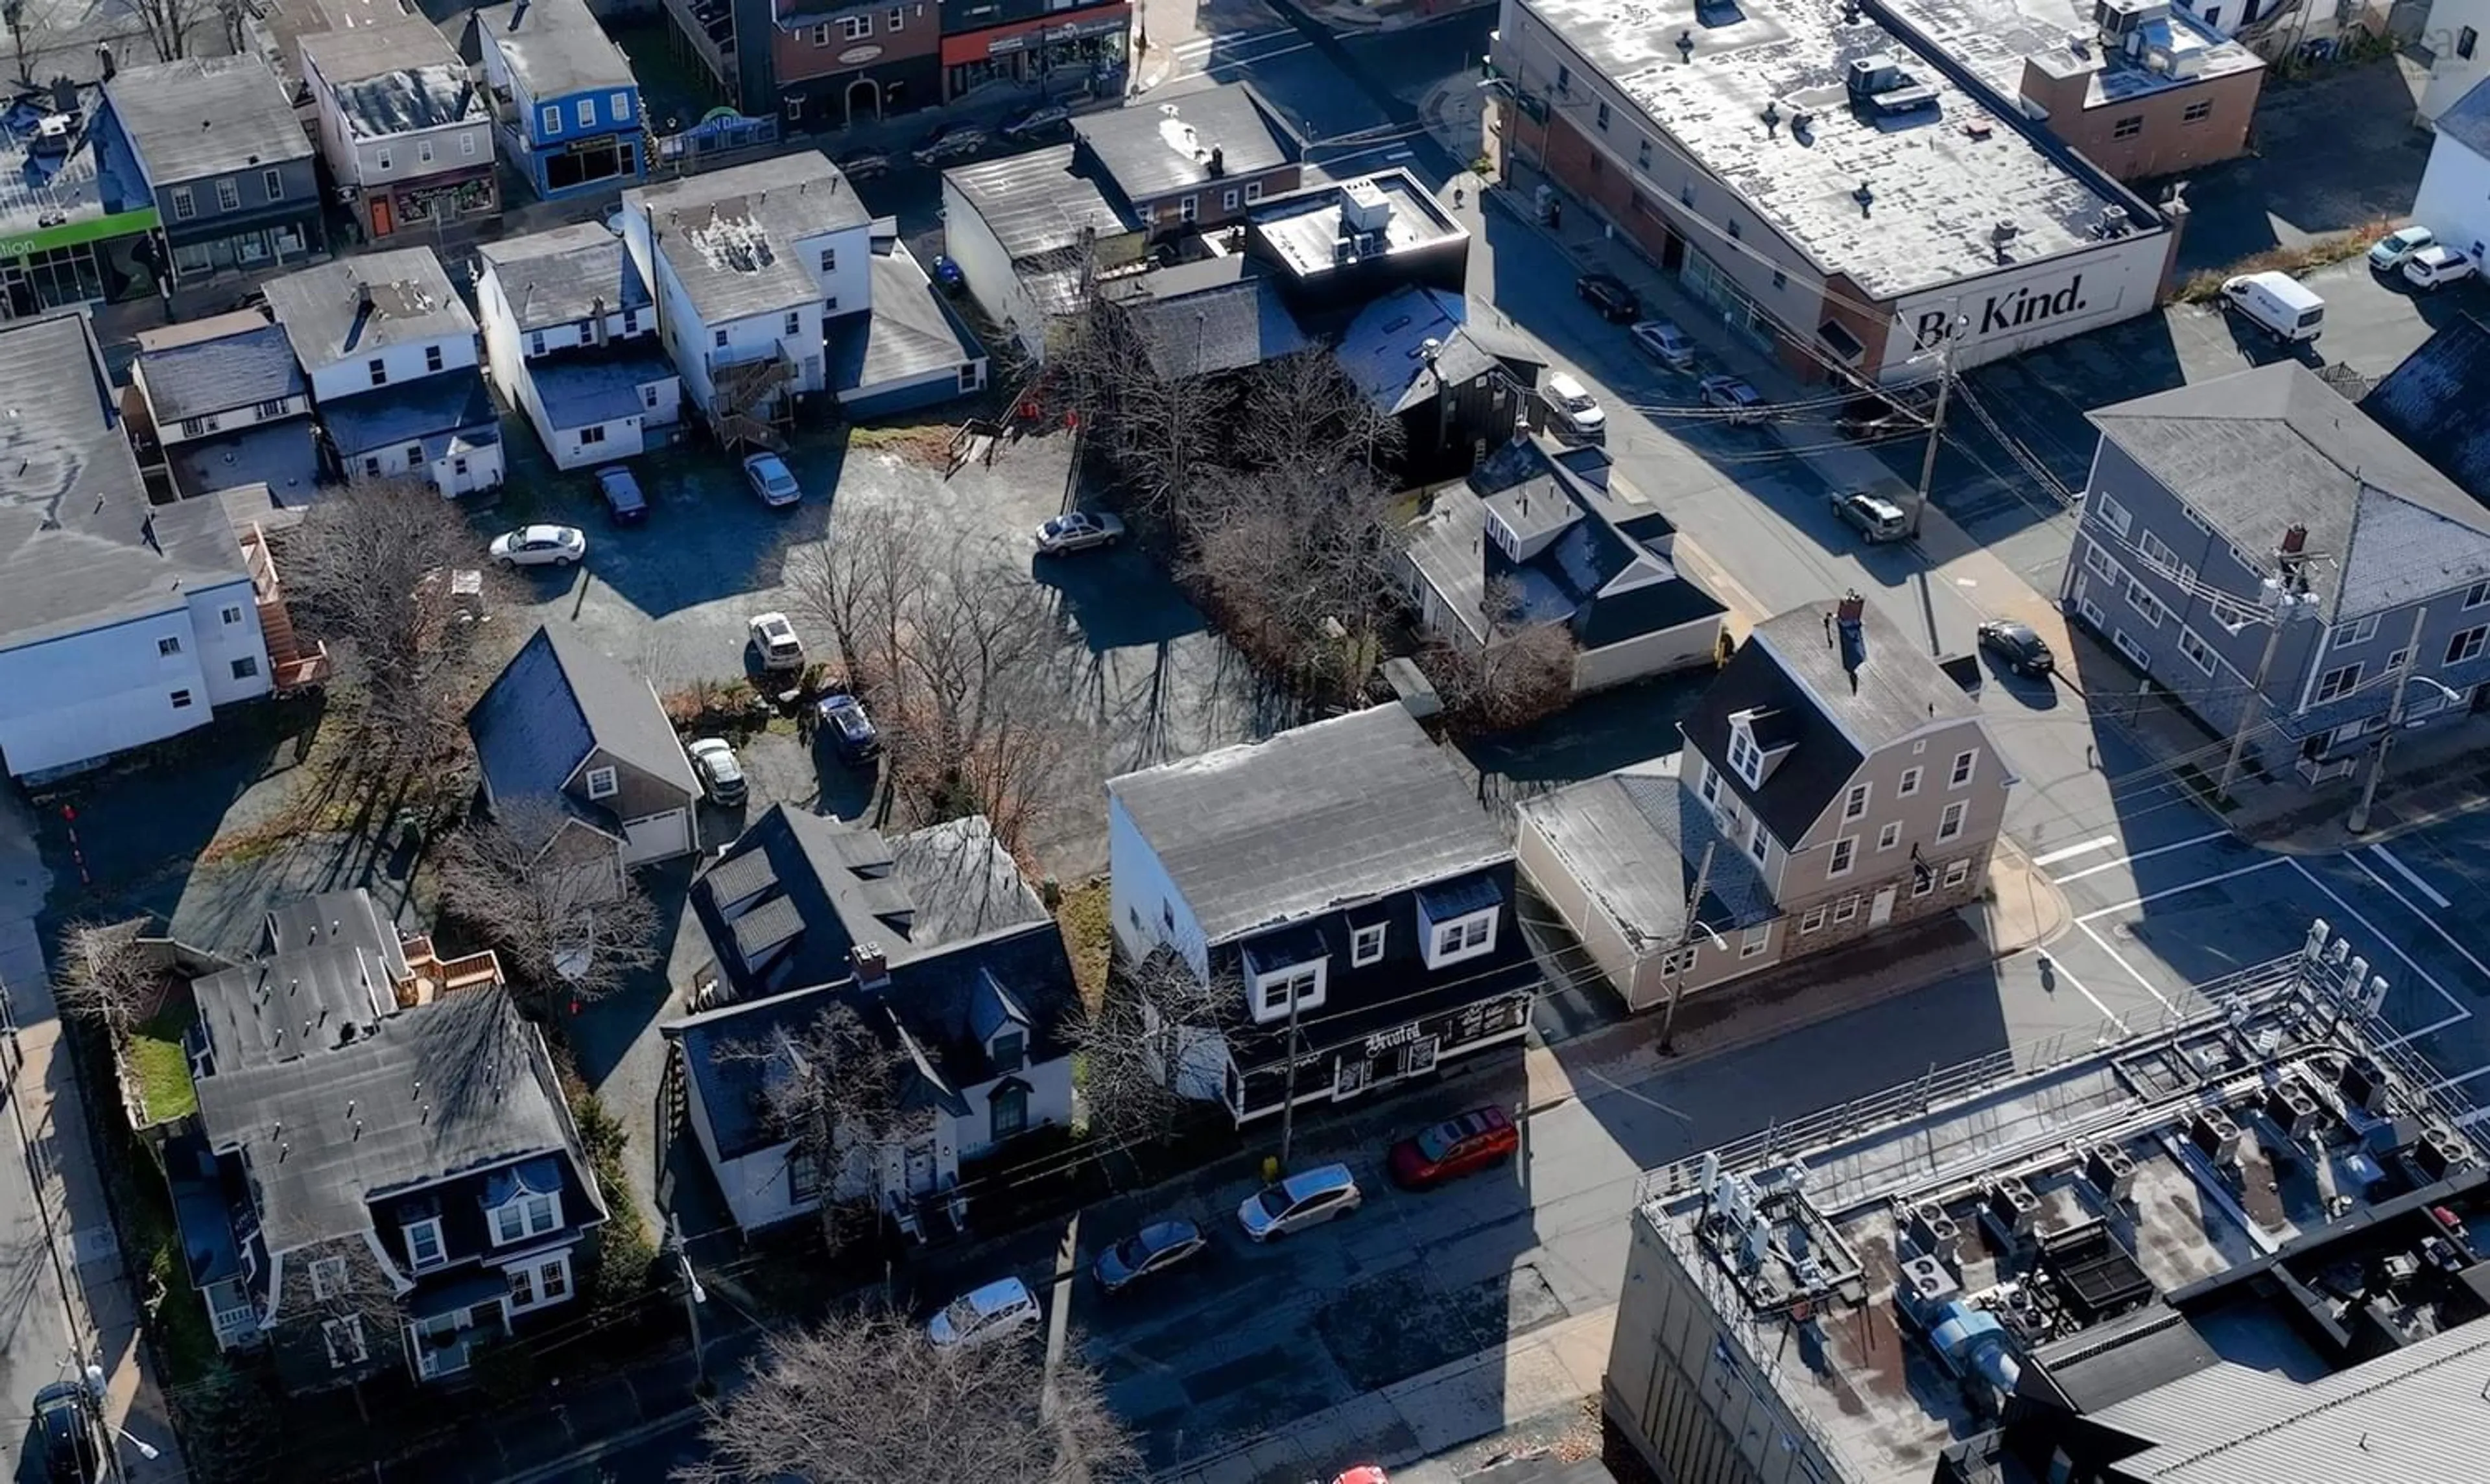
[
  {"left": 128, "top": 0, "right": 219, "bottom": 60},
  {"left": 723, "top": 1000, "right": 916, "bottom": 1253},
  {"left": 56, "top": 917, "right": 161, "bottom": 1040},
  {"left": 1070, "top": 949, "right": 1229, "bottom": 1166},
  {"left": 779, "top": 505, "right": 1080, "bottom": 853},
  {"left": 675, "top": 1308, "right": 1141, "bottom": 1484},
  {"left": 431, "top": 797, "right": 661, "bottom": 1011},
  {"left": 276, "top": 478, "right": 515, "bottom": 778},
  {"left": 1417, "top": 577, "right": 1580, "bottom": 735}
]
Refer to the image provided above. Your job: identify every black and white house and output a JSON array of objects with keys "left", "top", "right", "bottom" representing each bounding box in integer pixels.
[
  {"left": 1106, "top": 704, "right": 1539, "bottom": 1122},
  {"left": 665, "top": 806, "right": 1079, "bottom": 1238},
  {"left": 160, "top": 889, "right": 605, "bottom": 1392}
]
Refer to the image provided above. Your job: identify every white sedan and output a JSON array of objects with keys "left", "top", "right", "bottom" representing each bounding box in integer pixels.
[
  {"left": 748, "top": 611, "right": 805, "bottom": 672},
  {"left": 1034, "top": 510, "right": 1125, "bottom": 555},
  {"left": 488, "top": 524, "right": 586, "bottom": 568}
]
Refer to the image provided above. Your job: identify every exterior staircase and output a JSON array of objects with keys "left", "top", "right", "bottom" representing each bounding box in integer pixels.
[{"left": 240, "top": 521, "right": 331, "bottom": 689}]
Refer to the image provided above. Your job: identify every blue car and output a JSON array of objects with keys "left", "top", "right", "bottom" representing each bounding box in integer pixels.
[
  {"left": 817, "top": 693, "right": 882, "bottom": 765},
  {"left": 932, "top": 255, "right": 966, "bottom": 297}
]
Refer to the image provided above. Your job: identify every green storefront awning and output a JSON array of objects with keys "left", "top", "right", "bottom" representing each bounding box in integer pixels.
[{"left": 0, "top": 206, "right": 160, "bottom": 260}]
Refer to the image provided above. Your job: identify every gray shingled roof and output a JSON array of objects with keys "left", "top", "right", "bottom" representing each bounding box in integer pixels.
[
  {"left": 1515, "top": 754, "right": 1775, "bottom": 952},
  {"left": 944, "top": 146, "right": 1133, "bottom": 261},
  {"left": 2360, "top": 314, "right": 2490, "bottom": 501},
  {"left": 107, "top": 55, "right": 312, "bottom": 185},
  {"left": 316, "top": 374, "right": 497, "bottom": 457},
  {"left": 475, "top": 0, "right": 635, "bottom": 102},
  {"left": 628, "top": 152, "right": 868, "bottom": 326},
  {"left": 477, "top": 221, "right": 654, "bottom": 331},
  {"left": 531, "top": 351, "right": 677, "bottom": 428},
  {"left": 136, "top": 315, "right": 307, "bottom": 426},
  {"left": 467, "top": 625, "right": 697, "bottom": 809},
  {"left": 1070, "top": 82, "right": 1297, "bottom": 202},
  {"left": 0, "top": 313, "right": 254, "bottom": 652},
  {"left": 298, "top": 21, "right": 482, "bottom": 139},
  {"left": 1680, "top": 600, "right": 1978, "bottom": 845},
  {"left": 1108, "top": 706, "right": 1510, "bottom": 945},
  {"left": 831, "top": 242, "right": 983, "bottom": 395},
  {"left": 2092, "top": 362, "right": 2490, "bottom": 620},
  {"left": 1114, "top": 261, "right": 1309, "bottom": 379},
  {"left": 263, "top": 248, "right": 475, "bottom": 373},
  {"left": 1338, "top": 285, "right": 1502, "bottom": 415}
]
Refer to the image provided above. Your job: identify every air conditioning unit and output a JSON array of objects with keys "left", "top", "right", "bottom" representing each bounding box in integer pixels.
[
  {"left": 1900, "top": 1254, "right": 1959, "bottom": 1308},
  {"left": 2265, "top": 1079, "right": 2322, "bottom": 1142},
  {"left": 2338, "top": 1057, "right": 2388, "bottom": 1114},
  {"left": 2086, "top": 1142, "right": 2137, "bottom": 1203},
  {"left": 1987, "top": 1176, "right": 2041, "bottom": 1237},
  {"left": 1908, "top": 1199, "right": 1962, "bottom": 1262},
  {"left": 2192, "top": 1108, "right": 2244, "bottom": 1166}
]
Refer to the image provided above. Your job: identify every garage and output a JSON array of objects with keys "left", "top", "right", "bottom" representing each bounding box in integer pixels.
[{"left": 620, "top": 808, "right": 693, "bottom": 866}]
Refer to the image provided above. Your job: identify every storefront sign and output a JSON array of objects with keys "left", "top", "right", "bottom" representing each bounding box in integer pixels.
[
  {"left": 943, "top": 0, "right": 1128, "bottom": 62},
  {"left": 838, "top": 43, "right": 883, "bottom": 62},
  {"left": 0, "top": 206, "right": 160, "bottom": 261},
  {"left": 1365, "top": 1022, "right": 1423, "bottom": 1058},
  {"left": 1912, "top": 275, "right": 2091, "bottom": 350}
]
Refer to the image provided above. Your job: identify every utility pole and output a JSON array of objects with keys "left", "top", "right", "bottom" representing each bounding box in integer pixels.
[
  {"left": 668, "top": 1213, "right": 708, "bottom": 1390},
  {"left": 1655, "top": 842, "right": 1716, "bottom": 1056},
  {"left": 1276, "top": 983, "right": 1303, "bottom": 1171},
  {"left": 2218, "top": 613, "right": 2292, "bottom": 802},
  {"left": 2349, "top": 606, "right": 2430, "bottom": 835},
  {"left": 2218, "top": 530, "right": 2319, "bottom": 802},
  {"left": 1908, "top": 320, "right": 1958, "bottom": 539}
]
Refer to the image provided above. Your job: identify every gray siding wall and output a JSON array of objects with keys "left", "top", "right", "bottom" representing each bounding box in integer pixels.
[{"left": 159, "top": 156, "right": 324, "bottom": 240}]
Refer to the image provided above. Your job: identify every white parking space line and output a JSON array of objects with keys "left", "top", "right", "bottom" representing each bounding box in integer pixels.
[
  {"left": 2428, "top": 1065, "right": 2490, "bottom": 1092},
  {"left": 2071, "top": 858, "right": 2291, "bottom": 922},
  {"left": 2072, "top": 919, "right": 2179, "bottom": 1015},
  {"left": 2050, "top": 829, "right": 2235, "bottom": 885},
  {"left": 2040, "top": 950, "right": 2129, "bottom": 1037},
  {"left": 2370, "top": 843, "right": 2454, "bottom": 910},
  {"left": 2345, "top": 852, "right": 2490, "bottom": 985},
  {"left": 2288, "top": 860, "right": 2474, "bottom": 1026},
  {"left": 2033, "top": 835, "right": 2119, "bottom": 867}
]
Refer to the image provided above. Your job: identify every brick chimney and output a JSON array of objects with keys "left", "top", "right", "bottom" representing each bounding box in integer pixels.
[{"left": 850, "top": 943, "right": 890, "bottom": 989}]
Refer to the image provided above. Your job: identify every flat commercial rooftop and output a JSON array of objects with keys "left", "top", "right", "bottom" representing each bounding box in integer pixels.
[
  {"left": 1633, "top": 945, "right": 2485, "bottom": 1484},
  {"left": 1879, "top": 0, "right": 2257, "bottom": 110},
  {"left": 1522, "top": 0, "right": 2137, "bottom": 300}
]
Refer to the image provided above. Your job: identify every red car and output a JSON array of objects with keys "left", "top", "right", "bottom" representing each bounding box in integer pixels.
[{"left": 1388, "top": 1106, "right": 1519, "bottom": 1190}]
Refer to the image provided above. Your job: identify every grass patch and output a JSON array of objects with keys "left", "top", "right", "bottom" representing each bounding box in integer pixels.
[
  {"left": 1055, "top": 878, "right": 1111, "bottom": 1013},
  {"left": 2176, "top": 216, "right": 2397, "bottom": 303},
  {"left": 129, "top": 1002, "right": 198, "bottom": 1124}
]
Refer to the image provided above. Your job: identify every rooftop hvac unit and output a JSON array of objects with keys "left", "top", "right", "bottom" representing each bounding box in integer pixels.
[
  {"left": 2339, "top": 1057, "right": 2388, "bottom": 1113},
  {"left": 1908, "top": 1199, "right": 1962, "bottom": 1262},
  {"left": 2266, "top": 1078, "right": 2322, "bottom": 1142},
  {"left": 1338, "top": 178, "right": 1393, "bottom": 235},
  {"left": 2191, "top": 1108, "right": 2244, "bottom": 1166},
  {"left": 1987, "top": 1176, "right": 2041, "bottom": 1237},
  {"left": 1899, "top": 1254, "right": 1960, "bottom": 1310},
  {"left": 2413, "top": 1129, "right": 2474, "bottom": 1183},
  {"left": 2086, "top": 1142, "right": 2137, "bottom": 1203},
  {"left": 2364, "top": 1113, "right": 2425, "bottom": 1159}
]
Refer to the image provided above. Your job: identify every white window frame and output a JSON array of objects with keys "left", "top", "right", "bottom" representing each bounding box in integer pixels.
[
  {"left": 840, "top": 13, "right": 872, "bottom": 37},
  {"left": 404, "top": 1218, "right": 447, "bottom": 1272},
  {"left": 2333, "top": 615, "right": 2380, "bottom": 647},
  {"left": 1244, "top": 181, "right": 1263, "bottom": 202},
  {"left": 220, "top": 604, "right": 243, "bottom": 625},
  {"left": 1739, "top": 923, "right": 1770, "bottom": 959},
  {"left": 1799, "top": 906, "right": 1827, "bottom": 934},
  {"left": 1943, "top": 859, "right": 1971, "bottom": 889},
  {"left": 2179, "top": 628, "right": 2216, "bottom": 675},
  {"left": 2083, "top": 542, "right": 2116, "bottom": 581},
  {"left": 1423, "top": 906, "right": 1498, "bottom": 969},
  {"left": 2124, "top": 578, "right": 2165, "bottom": 628},
  {"left": 1938, "top": 801, "right": 1967, "bottom": 843},
  {"left": 1842, "top": 782, "right": 1869, "bottom": 821},
  {"left": 1350, "top": 923, "right": 1386, "bottom": 967},
  {"left": 576, "top": 99, "right": 595, "bottom": 128},
  {"left": 1897, "top": 766, "right": 1923, "bottom": 798},
  {"left": 1726, "top": 727, "right": 1762, "bottom": 785},
  {"left": 1949, "top": 750, "right": 1978, "bottom": 788},
  {"left": 1250, "top": 960, "right": 1325, "bottom": 1021},
  {"left": 1832, "top": 894, "right": 1860, "bottom": 924},
  {"left": 2093, "top": 490, "right": 2133, "bottom": 537},
  {"left": 2467, "top": 580, "right": 2490, "bottom": 610},
  {"left": 324, "top": 1315, "right": 366, "bottom": 1368},
  {"left": 540, "top": 105, "right": 558, "bottom": 134},
  {"left": 1877, "top": 821, "right": 1903, "bottom": 853},
  {"left": 1224, "top": 188, "right": 1240, "bottom": 210},
  {"left": 1826, "top": 836, "right": 1858, "bottom": 878},
  {"left": 215, "top": 176, "right": 240, "bottom": 211},
  {"left": 610, "top": 91, "right": 630, "bottom": 121},
  {"left": 504, "top": 1252, "right": 573, "bottom": 1315},
  {"left": 310, "top": 1254, "right": 348, "bottom": 1299},
  {"left": 585, "top": 765, "right": 619, "bottom": 799},
  {"left": 2449, "top": 625, "right": 2488, "bottom": 665},
  {"left": 2314, "top": 663, "right": 2362, "bottom": 703},
  {"left": 170, "top": 185, "right": 195, "bottom": 220},
  {"left": 1178, "top": 194, "right": 1199, "bottom": 222},
  {"left": 489, "top": 1189, "right": 561, "bottom": 1247}
]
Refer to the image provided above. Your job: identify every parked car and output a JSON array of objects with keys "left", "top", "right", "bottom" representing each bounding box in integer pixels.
[
  {"left": 928, "top": 1277, "right": 1041, "bottom": 1349},
  {"left": 593, "top": 464, "right": 648, "bottom": 524},
  {"left": 835, "top": 150, "right": 892, "bottom": 182},
  {"left": 1543, "top": 371, "right": 1606, "bottom": 442},
  {"left": 1388, "top": 1107, "right": 1519, "bottom": 1190},
  {"left": 1237, "top": 1162, "right": 1362, "bottom": 1242},
  {"left": 1574, "top": 270, "right": 1638, "bottom": 322},
  {"left": 912, "top": 123, "right": 988, "bottom": 165},
  {"left": 1036, "top": 510, "right": 1126, "bottom": 554},
  {"left": 1829, "top": 488, "right": 1909, "bottom": 543},
  {"left": 748, "top": 611, "right": 805, "bottom": 672},
  {"left": 1093, "top": 1219, "right": 1208, "bottom": 1293},
  {"left": 686, "top": 737, "right": 748, "bottom": 805},
  {"left": 2220, "top": 271, "right": 2325, "bottom": 344},
  {"left": 32, "top": 1382, "right": 99, "bottom": 1484},
  {"left": 742, "top": 451, "right": 801, "bottom": 508},
  {"left": 1836, "top": 395, "right": 1918, "bottom": 441},
  {"left": 1630, "top": 318, "right": 1696, "bottom": 370},
  {"left": 2369, "top": 225, "right": 2436, "bottom": 272},
  {"left": 1698, "top": 373, "right": 1766, "bottom": 424},
  {"left": 1333, "top": 1470, "right": 1390, "bottom": 1484},
  {"left": 488, "top": 524, "right": 586, "bottom": 568},
  {"left": 2404, "top": 244, "right": 2477, "bottom": 292},
  {"left": 932, "top": 254, "right": 967, "bottom": 296},
  {"left": 1977, "top": 618, "right": 2055, "bottom": 676},
  {"left": 818, "top": 692, "right": 883, "bottom": 764},
  {"left": 1003, "top": 102, "right": 1073, "bottom": 139}
]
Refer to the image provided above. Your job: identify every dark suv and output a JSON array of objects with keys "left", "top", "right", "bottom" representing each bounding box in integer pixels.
[{"left": 1575, "top": 272, "right": 1639, "bottom": 323}]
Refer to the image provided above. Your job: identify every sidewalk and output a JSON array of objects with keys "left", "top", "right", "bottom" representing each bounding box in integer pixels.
[{"left": 0, "top": 795, "right": 189, "bottom": 1484}]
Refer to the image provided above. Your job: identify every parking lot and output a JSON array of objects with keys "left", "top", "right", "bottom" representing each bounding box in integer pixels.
[{"left": 480, "top": 419, "right": 1286, "bottom": 878}]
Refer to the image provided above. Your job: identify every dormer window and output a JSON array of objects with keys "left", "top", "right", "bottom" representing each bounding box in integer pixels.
[
  {"left": 1725, "top": 728, "right": 1762, "bottom": 786},
  {"left": 403, "top": 1218, "right": 446, "bottom": 1272},
  {"left": 990, "top": 1029, "right": 1025, "bottom": 1075},
  {"left": 1243, "top": 930, "right": 1327, "bottom": 1023},
  {"left": 485, "top": 1158, "right": 564, "bottom": 1247},
  {"left": 585, "top": 766, "right": 618, "bottom": 799},
  {"left": 1351, "top": 923, "right": 1386, "bottom": 967},
  {"left": 1417, "top": 877, "right": 1502, "bottom": 971}
]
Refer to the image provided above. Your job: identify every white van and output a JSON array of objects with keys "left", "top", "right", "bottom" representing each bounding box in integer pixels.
[
  {"left": 1542, "top": 372, "right": 1607, "bottom": 442},
  {"left": 2219, "top": 272, "right": 2325, "bottom": 344}
]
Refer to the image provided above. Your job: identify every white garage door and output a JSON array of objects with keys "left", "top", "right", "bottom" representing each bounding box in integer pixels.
[{"left": 619, "top": 808, "right": 691, "bottom": 866}]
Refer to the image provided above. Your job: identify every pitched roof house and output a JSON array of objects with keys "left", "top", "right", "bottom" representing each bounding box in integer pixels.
[
  {"left": 161, "top": 889, "right": 605, "bottom": 1391},
  {"left": 1108, "top": 705, "right": 1541, "bottom": 1122},
  {"left": 466, "top": 625, "right": 701, "bottom": 868},
  {"left": 668, "top": 807, "right": 1079, "bottom": 1238},
  {"left": 1519, "top": 596, "right": 2008, "bottom": 1011},
  {"left": 298, "top": 20, "right": 500, "bottom": 244},
  {"left": 130, "top": 309, "right": 319, "bottom": 501},
  {"left": 474, "top": 222, "right": 682, "bottom": 469}
]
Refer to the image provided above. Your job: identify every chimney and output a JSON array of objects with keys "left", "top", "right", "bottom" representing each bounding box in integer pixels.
[
  {"left": 1836, "top": 591, "right": 1868, "bottom": 690},
  {"left": 357, "top": 280, "right": 375, "bottom": 312},
  {"left": 51, "top": 76, "right": 77, "bottom": 113},
  {"left": 851, "top": 942, "right": 890, "bottom": 989},
  {"left": 95, "top": 42, "right": 113, "bottom": 82},
  {"left": 1209, "top": 145, "right": 1226, "bottom": 177}
]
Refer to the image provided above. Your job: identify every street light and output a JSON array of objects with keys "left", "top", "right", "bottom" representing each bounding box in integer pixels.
[{"left": 1655, "top": 922, "right": 1729, "bottom": 1057}]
